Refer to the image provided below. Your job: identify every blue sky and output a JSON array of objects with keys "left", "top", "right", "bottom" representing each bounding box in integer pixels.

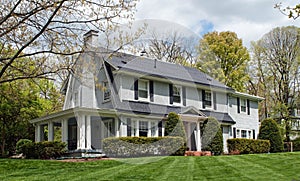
[{"left": 135, "top": 0, "right": 300, "bottom": 47}]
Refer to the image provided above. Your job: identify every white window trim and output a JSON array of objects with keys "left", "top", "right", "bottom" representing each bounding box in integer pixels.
[
  {"left": 240, "top": 98, "right": 247, "bottom": 113},
  {"left": 103, "top": 81, "right": 111, "bottom": 103},
  {"left": 204, "top": 91, "right": 213, "bottom": 109},
  {"left": 130, "top": 119, "right": 158, "bottom": 137},
  {"left": 138, "top": 79, "right": 150, "bottom": 102},
  {"left": 173, "top": 85, "right": 182, "bottom": 106}
]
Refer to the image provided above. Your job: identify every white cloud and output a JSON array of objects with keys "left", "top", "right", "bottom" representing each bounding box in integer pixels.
[{"left": 135, "top": 0, "right": 300, "bottom": 48}]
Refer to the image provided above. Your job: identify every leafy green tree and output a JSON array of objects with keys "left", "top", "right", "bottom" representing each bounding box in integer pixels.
[
  {"left": 197, "top": 31, "right": 250, "bottom": 92},
  {"left": 165, "top": 112, "right": 186, "bottom": 155},
  {"left": 258, "top": 118, "right": 283, "bottom": 153},
  {"left": 201, "top": 117, "right": 223, "bottom": 155},
  {"left": 0, "top": 77, "right": 62, "bottom": 156},
  {"left": 275, "top": 3, "right": 300, "bottom": 20}
]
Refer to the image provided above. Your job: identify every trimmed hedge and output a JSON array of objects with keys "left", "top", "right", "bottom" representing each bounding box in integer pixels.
[
  {"left": 103, "top": 136, "right": 185, "bottom": 157},
  {"left": 227, "top": 138, "right": 270, "bottom": 154},
  {"left": 20, "top": 141, "right": 67, "bottom": 159}
]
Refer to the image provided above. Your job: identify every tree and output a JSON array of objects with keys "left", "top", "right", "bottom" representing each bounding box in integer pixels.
[
  {"left": 0, "top": 78, "right": 62, "bottom": 156},
  {"left": 250, "top": 26, "right": 300, "bottom": 141},
  {"left": 258, "top": 118, "right": 283, "bottom": 153},
  {"left": 196, "top": 31, "right": 250, "bottom": 92},
  {"left": 134, "top": 31, "right": 197, "bottom": 66},
  {"left": 201, "top": 117, "right": 223, "bottom": 155},
  {"left": 165, "top": 112, "right": 187, "bottom": 155},
  {"left": 275, "top": 3, "right": 300, "bottom": 20},
  {"left": 0, "top": 0, "right": 138, "bottom": 84}
]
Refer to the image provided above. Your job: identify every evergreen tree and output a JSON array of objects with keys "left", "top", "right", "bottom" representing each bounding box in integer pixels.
[{"left": 258, "top": 118, "right": 283, "bottom": 153}]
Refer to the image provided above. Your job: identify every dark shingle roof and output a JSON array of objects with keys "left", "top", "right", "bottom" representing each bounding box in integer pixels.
[
  {"left": 107, "top": 53, "right": 231, "bottom": 90},
  {"left": 116, "top": 100, "right": 235, "bottom": 124}
]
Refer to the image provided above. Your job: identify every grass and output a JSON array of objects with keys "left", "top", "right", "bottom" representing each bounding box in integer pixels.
[{"left": 1, "top": 152, "right": 300, "bottom": 180}]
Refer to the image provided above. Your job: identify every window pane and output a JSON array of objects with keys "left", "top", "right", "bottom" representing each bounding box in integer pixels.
[
  {"left": 205, "top": 92, "right": 212, "bottom": 107},
  {"left": 173, "top": 86, "right": 181, "bottom": 103},
  {"left": 139, "top": 90, "right": 148, "bottom": 98},
  {"left": 241, "top": 99, "right": 246, "bottom": 112},
  {"left": 138, "top": 80, "right": 148, "bottom": 99},
  {"left": 139, "top": 121, "right": 148, "bottom": 137},
  {"left": 241, "top": 130, "right": 247, "bottom": 138}
]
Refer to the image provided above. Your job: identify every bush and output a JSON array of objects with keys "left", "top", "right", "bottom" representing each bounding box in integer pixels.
[
  {"left": 21, "top": 141, "right": 67, "bottom": 159},
  {"left": 16, "top": 139, "right": 32, "bottom": 154},
  {"left": 165, "top": 112, "right": 187, "bottom": 155},
  {"left": 201, "top": 117, "right": 223, "bottom": 155},
  {"left": 227, "top": 138, "right": 270, "bottom": 154},
  {"left": 258, "top": 118, "right": 284, "bottom": 153},
  {"left": 102, "top": 136, "right": 185, "bottom": 157}
]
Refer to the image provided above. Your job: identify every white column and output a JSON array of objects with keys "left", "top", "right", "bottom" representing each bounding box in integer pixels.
[
  {"left": 136, "top": 120, "right": 139, "bottom": 137},
  {"left": 115, "top": 118, "right": 120, "bottom": 137},
  {"left": 80, "top": 115, "right": 86, "bottom": 149},
  {"left": 35, "top": 124, "right": 41, "bottom": 142},
  {"left": 61, "top": 119, "right": 68, "bottom": 144},
  {"left": 148, "top": 121, "right": 151, "bottom": 137},
  {"left": 196, "top": 121, "right": 201, "bottom": 151},
  {"left": 162, "top": 121, "right": 165, "bottom": 137},
  {"left": 86, "top": 115, "right": 91, "bottom": 149},
  {"left": 48, "top": 121, "right": 54, "bottom": 141},
  {"left": 187, "top": 122, "right": 191, "bottom": 150}
]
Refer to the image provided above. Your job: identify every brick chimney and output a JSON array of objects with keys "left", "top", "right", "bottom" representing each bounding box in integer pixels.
[{"left": 83, "top": 30, "right": 99, "bottom": 48}]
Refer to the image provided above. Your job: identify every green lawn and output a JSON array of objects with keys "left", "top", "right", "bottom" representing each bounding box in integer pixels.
[{"left": 1, "top": 152, "right": 300, "bottom": 181}]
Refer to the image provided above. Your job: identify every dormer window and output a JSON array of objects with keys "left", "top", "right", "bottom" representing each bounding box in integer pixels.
[
  {"left": 103, "top": 81, "right": 110, "bottom": 102},
  {"left": 138, "top": 79, "right": 149, "bottom": 101}
]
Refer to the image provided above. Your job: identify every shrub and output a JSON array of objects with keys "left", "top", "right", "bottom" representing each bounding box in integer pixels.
[
  {"left": 165, "top": 112, "right": 187, "bottom": 155},
  {"left": 16, "top": 139, "right": 32, "bottom": 154},
  {"left": 102, "top": 136, "right": 184, "bottom": 157},
  {"left": 258, "top": 118, "right": 284, "bottom": 153},
  {"left": 201, "top": 117, "right": 223, "bottom": 155},
  {"left": 21, "top": 141, "right": 67, "bottom": 159},
  {"left": 227, "top": 138, "right": 270, "bottom": 154}
]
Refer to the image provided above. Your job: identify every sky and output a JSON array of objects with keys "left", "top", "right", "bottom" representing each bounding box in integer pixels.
[{"left": 134, "top": 0, "right": 300, "bottom": 48}]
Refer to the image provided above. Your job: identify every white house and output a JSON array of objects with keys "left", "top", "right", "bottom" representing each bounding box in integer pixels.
[{"left": 30, "top": 30, "right": 263, "bottom": 154}]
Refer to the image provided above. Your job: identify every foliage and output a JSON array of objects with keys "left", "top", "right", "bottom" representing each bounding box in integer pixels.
[
  {"left": 16, "top": 139, "right": 32, "bottom": 154},
  {"left": 102, "top": 136, "right": 185, "bottom": 157},
  {"left": 201, "top": 117, "right": 223, "bottom": 155},
  {"left": 1, "top": 153, "right": 300, "bottom": 180},
  {"left": 0, "top": 0, "right": 138, "bottom": 83},
  {"left": 20, "top": 141, "right": 67, "bottom": 159},
  {"left": 227, "top": 138, "right": 270, "bottom": 154},
  {"left": 258, "top": 118, "right": 284, "bottom": 153},
  {"left": 275, "top": 3, "right": 300, "bottom": 20},
  {"left": 0, "top": 77, "right": 62, "bottom": 156},
  {"left": 197, "top": 31, "right": 250, "bottom": 92},
  {"left": 165, "top": 112, "right": 187, "bottom": 155},
  {"left": 291, "top": 137, "right": 300, "bottom": 151}
]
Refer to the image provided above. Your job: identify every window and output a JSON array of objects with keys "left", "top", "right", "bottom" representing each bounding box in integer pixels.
[
  {"left": 241, "top": 130, "right": 247, "bottom": 138},
  {"left": 151, "top": 122, "right": 157, "bottom": 137},
  {"left": 204, "top": 91, "right": 212, "bottom": 108},
  {"left": 139, "top": 121, "right": 148, "bottom": 137},
  {"left": 240, "top": 98, "right": 246, "bottom": 112},
  {"left": 103, "top": 81, "right": 110, "bottom": 101},
  {"left": 173, "top": 85, "right": 182, "bottom": 104},
  {"left": 236, "top": 129, "right": 240, "bottom": 138},
  {"left": 138, "top": 80, "right": 149, "bottom": 100}
]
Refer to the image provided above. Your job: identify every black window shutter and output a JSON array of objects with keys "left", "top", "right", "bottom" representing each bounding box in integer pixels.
[
  {"left": 158, "top": 121, "right": 162, "bottom": 136},
  {"left": 237, "top": 97, "right": 240, "bottom": 113},
  {"left": 213, "top": 91, "right": 217, "bottom": 110},
  {"left": 182, "top": 86, "right": 186, "bottom": 106},
  {"left": 127, "top": 118, "right": 131, "bottom": 137},
  {"left": 169, "top": 84, "right": 173, "bottom": 105},
  {"left": 233, "top": 127, "right": 236, "bottom": 138},
  {"left": 252, "top": 129, "right": 255, "bottom": 139},
  {"left": 150, "top": 80, "right": 154, "bottom": 102},
  {"left": 202, "top": 90, "right": 206, "bottom": 109},
  {"left": 247, "top": 99, "right": 250, "bottom": 115},
  {"left": 134, "top": 79, "right": 138, "bottom": 100}
]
